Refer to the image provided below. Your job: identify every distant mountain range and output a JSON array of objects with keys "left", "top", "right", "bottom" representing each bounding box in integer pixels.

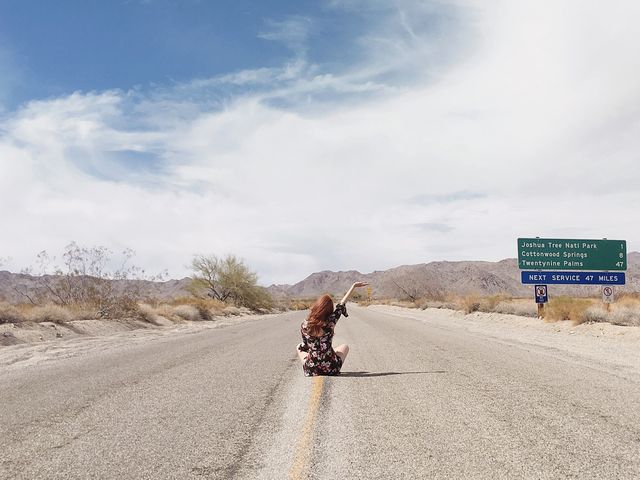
[
  {"left": 1, "top": 252, "right": 638, "bottom": 303},
  {"left": 267, "top": 252, "right": 640, "bottom": 299}
]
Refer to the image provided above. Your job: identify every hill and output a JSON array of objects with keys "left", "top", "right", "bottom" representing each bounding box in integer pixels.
[
  {"left": 2, "top": 252, "right": 638, "bottom": 304},
  {"left": 268, "top": 252, "right": 640, "bottom": 299}
]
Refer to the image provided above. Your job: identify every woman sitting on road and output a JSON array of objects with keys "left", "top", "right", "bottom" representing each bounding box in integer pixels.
[{"left": 296, "top": 282, "right": 369, "bottom": 376}]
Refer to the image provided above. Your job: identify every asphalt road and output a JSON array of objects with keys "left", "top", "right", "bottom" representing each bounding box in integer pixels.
[{"left": 1, "top": 305, "right": 640, "bottom": 479}]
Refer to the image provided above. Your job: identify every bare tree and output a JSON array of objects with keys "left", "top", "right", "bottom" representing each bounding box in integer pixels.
[{"left": 17, "top": 242, "right": 166, "bottom": 317}]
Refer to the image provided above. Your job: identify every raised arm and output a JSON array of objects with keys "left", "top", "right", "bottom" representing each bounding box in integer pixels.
[{"left": 339, "top": 281, "right": 369, "bottom": 305}]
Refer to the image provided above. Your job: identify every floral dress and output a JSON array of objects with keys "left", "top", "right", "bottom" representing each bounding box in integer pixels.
[{"left": 297, "top": 303, "right": 347, "bottom": 376}]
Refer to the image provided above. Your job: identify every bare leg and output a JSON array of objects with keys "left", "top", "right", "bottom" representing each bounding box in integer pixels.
[
  {"left": 297, "top": 348, "right": 308, "bottom": 364},
  {"left": 335, "top": 344, "right": 349, "bottom": 364}
]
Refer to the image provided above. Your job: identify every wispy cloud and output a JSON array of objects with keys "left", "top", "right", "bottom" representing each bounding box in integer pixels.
[{"left": 258, "top": 15, "right": 314, "bottom": 57}]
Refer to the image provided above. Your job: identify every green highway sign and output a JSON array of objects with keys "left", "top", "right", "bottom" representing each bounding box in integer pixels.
[{"left": 518, "top": 238, "right": 627, "bottom": 271}]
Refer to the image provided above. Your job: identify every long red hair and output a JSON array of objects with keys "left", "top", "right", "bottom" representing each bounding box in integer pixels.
[{"left": 305, "top": 294, "right": 334, "bottom": 337}]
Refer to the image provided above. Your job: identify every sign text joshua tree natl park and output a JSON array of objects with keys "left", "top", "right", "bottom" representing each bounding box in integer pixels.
[{"left": 518, "top": 238, "right": 627, "bottom": 271}]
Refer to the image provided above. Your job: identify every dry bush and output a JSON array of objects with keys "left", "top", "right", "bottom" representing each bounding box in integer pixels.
[
  {"left": 461, "top": 295, "right": 481, "bottom": 314},
  {"left": 0, "top": 302, "right": 24, "bottom": 324},
  {"left": 617, "top": 292, "right": 640, "bottom": 302},
  {"left": 479, "top": 294, "right": 512, "bottom": 312},
  {"left": 222, "top": 306, "right": 241, "bottom": 316},
  {"left": 136, "top": 297, "right": 253, "bottom": 325},
  {"left": 276, "top": 298, "right": 317, "bottom": 311},
  {"left": 493, "top": 300, "right": 538, "bottom": 317},
  {"left": 544, "top": 297, "right": 594, "bottom": 323},
  {"left": 582, "top": 305, "right": 610, "bottom": 323},
  {"left": 417, "top": 298, "right": 457, "bottom": 310},
  {"left": 610, "top": 306, "right": 640, "bottom": 327},
  {"left": 26, "top": 304, "right": 73, "bottom": 324},
  {"left": 136, "top": 303, "right": 165, "bottom": 325},
  {"left": 616, "top": 294, "right": 640, "bottom": 308},
  {"left": 170, "top": 296, "right": 226, "bottom": 320},
  {"left": 172, "top": 305, "right": 201, "bottom": 322},
  {"left": 16, "top": 242, "right": 166, "bottom": 319}
]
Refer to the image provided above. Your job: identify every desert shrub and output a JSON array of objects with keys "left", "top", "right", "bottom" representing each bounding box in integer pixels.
[
  {"left": 292, "top": 298, "right": 318, "bottom": 310},
  {"left": 479, "top": 294, "right": 512, "bottom": 312},
  {"left": 0, "top": 302, "right": 24, "bottom": 324},
  {"left": 493, "top": 301, "right": 537, "bottom": 317},
  {"left": 172, "top": 304, "right": 202, "bottom": 322},
  {"left": 169, "top": 297, "right": 225, "bottom": 320},
  {"left": 273, "top": 297, "right": 317, "bottom": 311},
  {"left": 417, "top": 299, "right": 457, "bottom": 310},
  {"left": 461, "top": 295, "right": 481, "bottom": 314},
  {"left": 27, "top": 304, "right": 73, "bottom": 324},
  {"left": 136, "top": 303, "right": 164, "bottom": 325},
  {"left": 544, "top": 297, "right": 593, "bottom": 323},
  {"left": 222, "top": 306, "right": 241, "bottom": 316},
  {"left": 190, "top": 254, "right": 274, "bottom": 311},
  {"left": 610, "top": 306, "right": 640, "bottom": 327},
  {"left": 16, "top": 242, "right": 165, "bottom": 318},
  {"left": 582, "top": 305, "right": 609, "bottom": 324}
]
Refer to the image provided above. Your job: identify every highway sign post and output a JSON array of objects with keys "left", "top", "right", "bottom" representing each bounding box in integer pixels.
[
  {"left": 518, "top": 238, "right": 626, "bottom": 271},
  {"left": 518, "top": 237, "right": 628, "bottom": 316},
  {"left": 535, "top": 285, "right": 548, "bottom": 318},
  {"left": 535, "top": 285, "right": 548, "bottom": 304},
  {"left": 602, "top": 286, "right": 614, "bottom": 311}
]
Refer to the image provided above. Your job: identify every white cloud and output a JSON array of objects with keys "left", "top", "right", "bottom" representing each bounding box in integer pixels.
[{"left": 2, "top": 0, "right": 640, "bottom": 285}]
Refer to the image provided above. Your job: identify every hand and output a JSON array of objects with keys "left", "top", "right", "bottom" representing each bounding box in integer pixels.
[{"left": 352, "top": 282, "right": 369, "bottom": 288}]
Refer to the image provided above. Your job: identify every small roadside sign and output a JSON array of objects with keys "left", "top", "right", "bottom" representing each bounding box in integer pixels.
[
  {"left": 602, "top": 286, "right": 614, "bottom": 304},
  {"left": 535, "top": 285, "right": 548, "bottom": 304}
]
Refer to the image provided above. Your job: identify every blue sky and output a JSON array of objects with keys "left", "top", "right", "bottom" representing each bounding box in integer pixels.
[
  {"left": 1, "top": 1, "right": 640, "bottom": 285},
  {"left": 0, "top": 1, "right": 459, "bottom": 109}
]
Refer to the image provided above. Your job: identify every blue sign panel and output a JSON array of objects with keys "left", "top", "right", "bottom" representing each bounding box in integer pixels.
[
  {"left": 521, "top": 271, "right": 626, "bottom": 285},
  {"left": 535, "top": 285, "right": 548, "bottom": 304}
]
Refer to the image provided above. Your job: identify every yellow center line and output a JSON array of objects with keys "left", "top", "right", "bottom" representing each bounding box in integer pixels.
[{"left": 289, "top": 376, "right": 325, "bottom": 480}]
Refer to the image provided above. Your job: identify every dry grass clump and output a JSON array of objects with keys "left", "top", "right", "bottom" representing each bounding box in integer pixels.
[
  {"left": 26, "top": 304, "right": 73, "bottom": 324},
  {"left": 544, "top": 297, "right": 594, "bottom": 324},
  {"left": 222, "top": 305, "right": 241, "bottom": 316},
  {"left": 292, "top": 298, "right": 319, "bottom": 310},
  {"left": 493, "top": 300, "right": 538, "bottom": 317},
  {"left": 582, "top": 305, "right": 609, "bottom": 324},
  {"left": 418, "top": 299, "right": 458, "bottom": 310},
  {"left": 136, "top": 303, "right": 166, "bottom": 325},
  {"left": 0, "top": 302, "right": 97, "bottom": 324},
  {"left": 170, "top": 297, "right": 226, "bottom": 315},
  {"left": 273, "top": 297, "right": 317, "bottom": 311},
  {"left": 0, "top": 295, "right": 254, "bottom": 327},
  {"left": 172, "top": 304, "right": 201, "bottom": 322},
  {"left": 460, "top": 295, "right": 481, "bottom": 314},
  {"left": 559, "top": 297, "right": 640, "bottom": 326},
  {"left": 0, "top": 302, "right": 24, "bottom": 324},
  {"left": 136, "top": 301, "right": 221, "bottom": 324},
  {"left": 610, "top": 306, "right": 640, "bottom": 327},
  {"left": 479, "top": 294, "right": 511, "bottom": 312}
]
